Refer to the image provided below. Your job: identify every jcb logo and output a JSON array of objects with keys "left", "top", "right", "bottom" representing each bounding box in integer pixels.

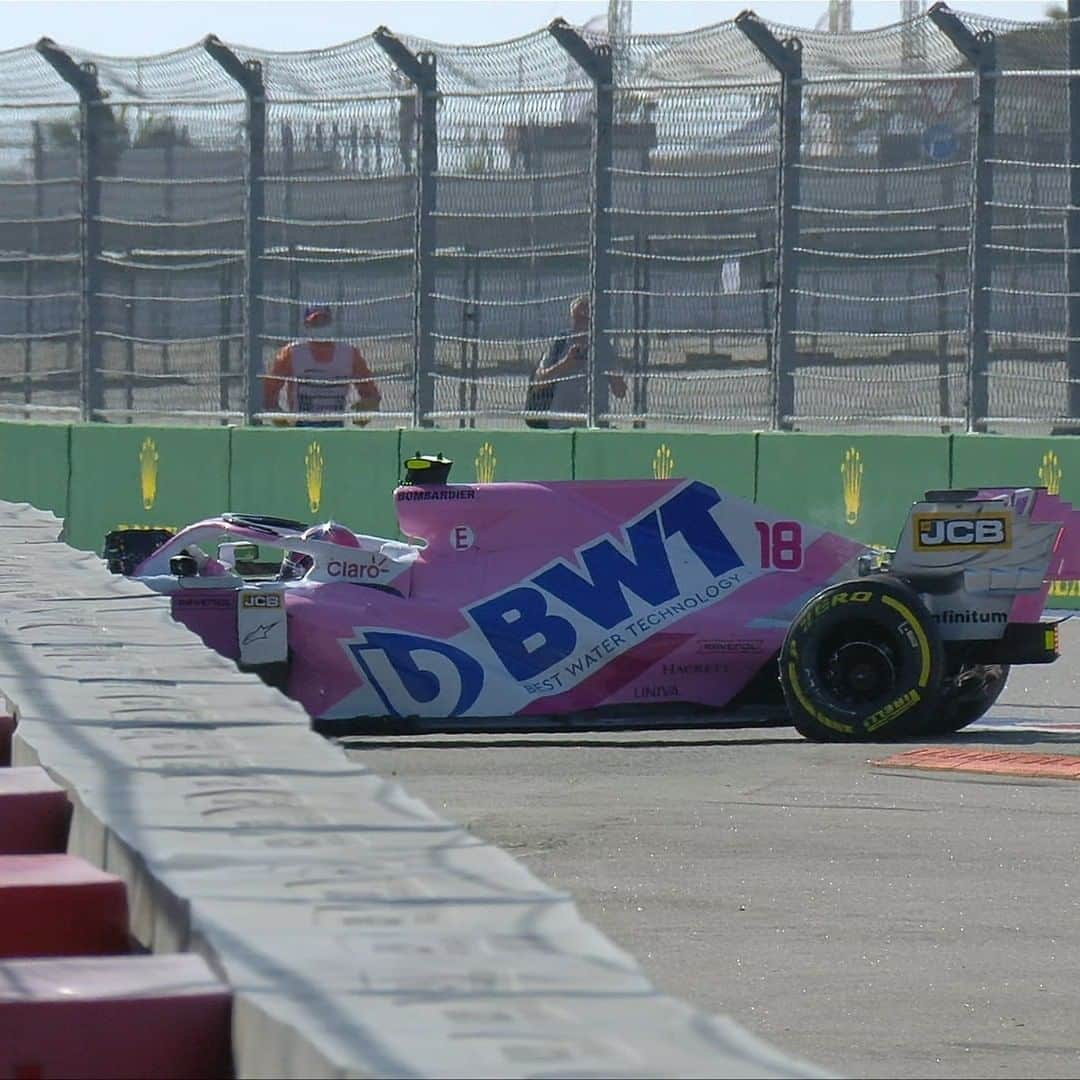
[
  {"left": 915, "top": 514, "right": 1010, "bottom": 551},
  {"left": 241, "top": 593, "right": 282, "bottom": 609}
]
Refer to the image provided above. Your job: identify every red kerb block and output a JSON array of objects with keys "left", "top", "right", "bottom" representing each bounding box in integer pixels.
[
  {"left": 0, "top": 768, "right": 71, "bottom": 854},
  {"left": 0, "top": 953, "right": 233, "bottom": 1079},
  {"left": 0, "top": 855, "right": 129, "bottom": 959},
  {"left": 0, "top": 714, "right": 15, "bottom": 767}
]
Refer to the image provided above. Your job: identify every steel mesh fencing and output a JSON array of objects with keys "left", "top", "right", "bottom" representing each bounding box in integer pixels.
[
  {"left": 0, "top": 47, "right": 79, "bottom": 420},
  {"left": 228, "top": 36, "right": 416, "bottom": 427},
  {"left": 758, "top": 15, "right": 976, "bottom": 432},
  {"left": 792, "top": 72, "right": 975, "bottom": 431},
  {"left": 956, "top": 8, "right": 1070, "bottom": 68},
  {"left": 91, "top": 107, "right": 248, "bottom": 424},
  {"left": 599, "top": 22, "right": 780, "bottom": 430},
  {"left": 398, "top": 30, "right": 594, "bottom": 428},
  {"left": 942, "top": 12, "right": 1074, "bottom": 431},
  {"left": 607, "top": 84, "right": 783, "bottom": 429},
  {"left": 1, "top": 11, "right": 1079, "bottom": 432},
  {"left": 765, "top": 12, "right": 966, "bottom": 74},
  {"left": 983, "top": 69, "right": 1072, "bottom": 429},
  {"left": 45, "top": 43, "right": 247, "bottom": 422}
]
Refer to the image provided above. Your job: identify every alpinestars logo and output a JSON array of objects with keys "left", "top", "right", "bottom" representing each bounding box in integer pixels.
[{"left": 242, "top": 622, "right": 279, "bottom": 645}]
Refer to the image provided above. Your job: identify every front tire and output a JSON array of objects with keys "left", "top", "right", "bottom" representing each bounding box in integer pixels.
[{"left": 780, "top": 576, "right": 944, "bottom": 742}]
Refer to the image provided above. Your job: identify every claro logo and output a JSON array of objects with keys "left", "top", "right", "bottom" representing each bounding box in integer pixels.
[
  {"left": 328, "top": 558, "right": 387, "bottom": 580},
  {"left": 914, "top": 513, "right": 1011, "bottom": 551}
]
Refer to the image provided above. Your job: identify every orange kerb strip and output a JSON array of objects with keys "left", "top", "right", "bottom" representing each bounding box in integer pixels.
[{"left": 873, "top": 747, "right": 1080, "bottom": 780}]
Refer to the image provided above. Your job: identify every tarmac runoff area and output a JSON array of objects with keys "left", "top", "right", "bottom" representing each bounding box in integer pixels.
[{"left": 345, "top": 617, "right": 1080, "bottom": 1080}]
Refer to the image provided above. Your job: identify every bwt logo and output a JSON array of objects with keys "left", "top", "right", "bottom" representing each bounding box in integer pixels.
[
  {"left": 348, "top": 482, "right": 745, "bottom": 717},
  {"left": 915, "top": 514, "right": 1010, "bottom": 551},
  {"left": 241, "top": 593, "right": 282, "bottom": 608},
  {"left": 467, "top": 481, "right": 744, "bottom": 682},
  {"left": 350, "top": 632, "right": 484, "bottom": 717}
]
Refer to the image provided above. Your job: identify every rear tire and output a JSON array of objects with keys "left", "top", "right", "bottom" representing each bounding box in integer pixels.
[
  {"left": 780, "top": 576, "right": 944, "bottom": 742},
  {"left": 923, "top": 664, "right": 1010, "bottom": 736}
]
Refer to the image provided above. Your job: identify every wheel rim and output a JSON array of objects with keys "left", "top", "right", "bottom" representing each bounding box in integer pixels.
[{"left": 822, "top": 638, "right": 897, "bottom": 706}]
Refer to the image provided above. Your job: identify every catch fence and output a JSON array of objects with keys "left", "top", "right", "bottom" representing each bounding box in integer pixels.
[{"left": 1, "top": 5, "right": 1078, "bottom": 433}]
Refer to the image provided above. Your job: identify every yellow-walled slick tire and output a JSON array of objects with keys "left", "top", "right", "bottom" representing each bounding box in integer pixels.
[{"left": 780, "top": 576, "right": 944, "bottom": 742}]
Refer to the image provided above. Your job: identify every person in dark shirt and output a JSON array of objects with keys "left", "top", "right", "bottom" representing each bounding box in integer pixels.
[{"left": 525, "top": 295, "right": 626, "bottom": 429}]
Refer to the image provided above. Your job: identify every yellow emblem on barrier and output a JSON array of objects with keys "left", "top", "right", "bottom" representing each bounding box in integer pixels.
[
  {"left": 653, "top": 443, "right": 675, "bottom": 480},
  {"left": 1040, "top": 451, "right": 1078, "bottom": 598},
  {"left": 139, "top": 437, "right": 159, "bottom": 511},
  {"left": 475, "top": 440, "right": 496, "bottom": 484},
  {"left": 842, "top": 446, "right": 863, "bottom": 526},
  {"left": 305, "top": 441, "right": 324, "bottom": 515},
  {"left": 1039, "top": 450, "right": 1062, "bottom": 496}
]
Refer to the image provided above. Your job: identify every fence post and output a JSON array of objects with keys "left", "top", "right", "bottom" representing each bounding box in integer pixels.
[
  {"left": 204, "top": 36, "right": 265, "bottom": 426},
  {"left": 549, "top": 18, "right": 614, "bottom": 429},
  {"left": 736, "top": 12, "right": 801, "bottom": 431},
  {"left": 1069, "top": 0, "right": 1080, "bottom": 423},
  {"left": 35, "top": 38, "right": 106, "bottom": 422},
  {"left": 25, "top": 121, "right": 44, "bottom": 413},
  {"left": 928, "top": 3, "right": 995, "bottom": 434},
  {"left": 375, "top": 27, "right": 438, "bottom": 428}
]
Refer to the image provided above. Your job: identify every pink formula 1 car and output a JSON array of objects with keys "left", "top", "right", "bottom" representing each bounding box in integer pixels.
[{"left": 106, "top": 455, "right": 1078, "bottom": 741}]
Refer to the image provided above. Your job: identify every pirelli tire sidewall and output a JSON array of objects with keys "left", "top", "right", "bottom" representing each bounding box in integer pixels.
[{"left": 780, "top": 576, "right": 944, "bottom": 742}]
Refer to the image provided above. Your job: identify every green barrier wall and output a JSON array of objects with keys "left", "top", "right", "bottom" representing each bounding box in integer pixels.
[
  {"left": 950, "top": 434, "right": 1073, "bottom": 492},
  {"left": 418, "top": 430, "right": 574, "bottom": 485},
  {"left": 0, "top": 422, "right": 70, "bottom": 517},
  {"left": 756, "top": 433, "right": 951, "bottom": 548},
  {"left": 573, "top": 431, "right": 757, "bottom": 499},
  {"left": 229, "top": 429, "right": 402, "bottom": 539},
  {"left": 10, "top": 425, "right": 1080, "bottom": 608},
  {"left": 66, "top": 425, "right": 231, "bottom": 553},
  {"left": 952, "top": 434, "right": 1080, "bottom": 606}
]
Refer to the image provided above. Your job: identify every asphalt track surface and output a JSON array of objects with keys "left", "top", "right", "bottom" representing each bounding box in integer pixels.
[{"left": 344, "top": 619, "right": 1080, "bottom": 1080}]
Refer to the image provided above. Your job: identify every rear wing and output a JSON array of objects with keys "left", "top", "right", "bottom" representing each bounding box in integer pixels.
[{"left": 889, "top": 487, "right": 1080, "bottom": 635}]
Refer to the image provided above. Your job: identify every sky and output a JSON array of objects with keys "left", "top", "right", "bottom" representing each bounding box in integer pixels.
[{"left": 0, "top": 0, "right": 1060, "bottom": 55}]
